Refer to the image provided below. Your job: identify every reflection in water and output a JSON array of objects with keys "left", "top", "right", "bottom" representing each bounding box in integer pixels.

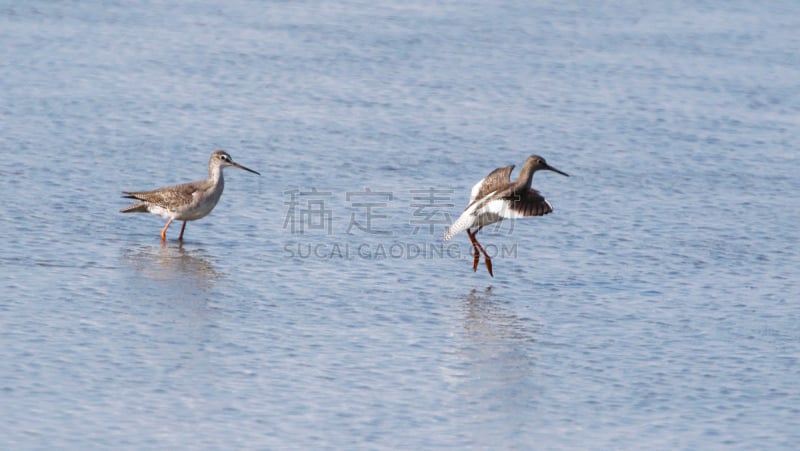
[
  {"left": 121, "top": 242, "right": 223, "bottom": 289},
  {"left": 120, "top": 241, "right": 223, "bottom": 333},
  {"left": 462, "top": 286, "right": 538, "bottom": 344},
  {"left": 123, "top": 244, "right": 223, "bottom": 314},
  {"left": 119, "top": 242, "right": 222, "bottom": 379},
  {"left": 453, "top": 286, "right": 542, "bottom": 443}
]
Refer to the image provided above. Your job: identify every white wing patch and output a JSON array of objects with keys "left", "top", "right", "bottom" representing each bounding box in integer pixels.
[
  {"left": 483, "top": 198, "right": 525, "bottom": 219},
  {"left": 469, "top": 177, "right": 485, "bottom": 203},
  {"left": 483, "top": 198, "right": 553, "bottom": 219}
]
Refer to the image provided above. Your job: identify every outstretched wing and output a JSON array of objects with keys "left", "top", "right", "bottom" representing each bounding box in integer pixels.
[
  {"left": 503, "top": 189, "right": 553, "bottom": 217},
  {"left": 445, "top": 165, "right": 516, "bottom": 240},
  {"left": 469, "top": 164, "right": 514, "bottom": 204}
]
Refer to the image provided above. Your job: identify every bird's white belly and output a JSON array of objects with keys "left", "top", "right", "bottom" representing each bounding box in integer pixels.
[{"left": 146, "top": 204, "right": 177, "bottom": 219}]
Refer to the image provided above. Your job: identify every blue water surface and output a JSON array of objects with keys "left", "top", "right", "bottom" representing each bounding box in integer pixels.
[{"left": 1, "top": 1, "right": 799, "bottom": 449}]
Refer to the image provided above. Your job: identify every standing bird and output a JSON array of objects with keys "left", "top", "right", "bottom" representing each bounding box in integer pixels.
[
  {"left": 443, "top": 155, "right": 568, "bottom": 276},
  {"left": 121, "top": 150, "right": 260, "bottom": 242}
]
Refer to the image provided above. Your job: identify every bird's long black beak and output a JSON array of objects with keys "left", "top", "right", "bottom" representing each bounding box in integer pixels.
[
  {"left": 231, "top": 161, "right": 261, "bottom": 175},
  {"left": 545, "top": 163, "right": 569, "bottom": 177}
]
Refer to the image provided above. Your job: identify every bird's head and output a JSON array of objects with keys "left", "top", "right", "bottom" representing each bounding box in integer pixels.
[
  {"left": 211, "top": 150, "right": 260, "bottom": 175},
  {"left": 526, "top": 154, "right": 568, "bottom": 177}
]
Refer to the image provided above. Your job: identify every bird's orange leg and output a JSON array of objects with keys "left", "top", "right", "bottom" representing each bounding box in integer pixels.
[
  {"left": 483, "top": 249, "right": 494, "bottom": 277},
  {"left": 160, "top": 218, "right": 174, "bottom": 242},
  {"left": 466, "top": 229, "right": 481, "bottom": 272},
  {"left": 178, "top": 221, "right": 187, "bottom": 241},
  {"left": 471, "top": 227, "right": 494, "bottom": 277}
]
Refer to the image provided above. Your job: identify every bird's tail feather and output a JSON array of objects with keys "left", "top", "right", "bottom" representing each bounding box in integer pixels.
[
  {"left": 443, "top": 209, "right": 475, "bottom": 241},
  {"left": 120, "top": 201, "right": 149, "bottom": 213}
]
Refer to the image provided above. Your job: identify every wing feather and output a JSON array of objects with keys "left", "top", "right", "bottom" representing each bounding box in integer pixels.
[
  {"left": 122, "top": 182, "right": 199, "bottom": 209},
  {"left": 504, "top": 189, "right": 553, "bottom": 217},
  {"left": 471, "top": 165, "right": 514, "bottom": 203}
]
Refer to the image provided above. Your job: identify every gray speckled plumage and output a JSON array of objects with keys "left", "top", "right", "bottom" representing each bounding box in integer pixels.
[
  {"left": 121, "top": 178, "right": 221, "bottom": 220},
  {"left": 121, "top": 150, "right": 260, "bottom": 241}
]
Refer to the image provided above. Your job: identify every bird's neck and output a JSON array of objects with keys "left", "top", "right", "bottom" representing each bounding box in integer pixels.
[
  {"left": 515, "top": 163, "right": 536, "bottom": 190},
  {"left": 209, "top": 165, "right": 224, "bottom": 185}
]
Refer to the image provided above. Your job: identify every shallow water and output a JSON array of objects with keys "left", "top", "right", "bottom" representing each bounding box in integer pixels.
[{"left": 2, "top": 1, "right": 800, "bottom": 449}]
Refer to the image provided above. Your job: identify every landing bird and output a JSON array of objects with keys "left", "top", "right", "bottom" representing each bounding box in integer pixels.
[
  {"left": 121, "top": 150, "right": 260, "bottom": 242},
  {"left": 443, "top": 155, "right": 568, "bottom": 276}
]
